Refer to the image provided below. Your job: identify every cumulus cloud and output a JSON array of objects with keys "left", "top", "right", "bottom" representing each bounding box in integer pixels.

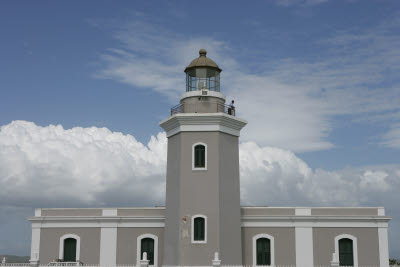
[
  {"left": 1, "top": 121, "right": 400, "bottom": 256},
  {"left": 0, "top": 120, "right": 167, "bottom": 208},
  {"left": 93, "top": 14, "right": 400, "bottom": 152},
  {"left": 1, "top": 120, "right": 399, "bottom": 208}
]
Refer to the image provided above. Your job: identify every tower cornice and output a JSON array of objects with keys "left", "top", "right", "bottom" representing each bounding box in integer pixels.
[{"left": 159, "top": 113, "right": 247, "bottom": 137}]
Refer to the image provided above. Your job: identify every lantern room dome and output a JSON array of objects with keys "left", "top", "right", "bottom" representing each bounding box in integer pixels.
[{"left": 184, "top": 49, "right": 222, "bottom": 72}]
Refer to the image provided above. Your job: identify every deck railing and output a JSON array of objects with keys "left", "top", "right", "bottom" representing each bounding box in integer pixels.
[{"left": 170, "top": 103, "right": 235, "bottom": 116}]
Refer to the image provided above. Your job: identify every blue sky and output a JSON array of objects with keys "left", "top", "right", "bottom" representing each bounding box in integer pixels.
[{"left": 1, "top": 0, "right": 400, "bottom": 259}]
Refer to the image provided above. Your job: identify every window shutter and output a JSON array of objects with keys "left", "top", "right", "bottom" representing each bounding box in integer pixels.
[
  {"left": 339, "top": 238, "right": 354, "bottom": 266},
  {"left": 141, "top": 238, "right": 155, "bottom": 265},
  {"left": 63, "top": 238, "right": 77, "bottom": 262},
  {"left": 256, "top": 238, "right": 271, "bottom": 266}
]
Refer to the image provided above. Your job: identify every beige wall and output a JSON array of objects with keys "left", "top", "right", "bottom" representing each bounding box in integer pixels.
[
  {"left": 117, "top": 208, "right": 165, "bottom": 216},
  {"left": 241, "top": 227, "right": 296, "bottom": 266},
  {"left": 39, "top": 228, "right": 100, "bottom": 265},
  {"left": 41, "top": 209, "right": 102, "bottom": 216},
  {"left": 311, "top": 208, "right": 378, "bottom": 216},
  {"left": 313, "top": 227, "right": 380, "bottom": 266},
  {"left": 241, "top": 207, "right": 295, "bottom": 216},
  {"left": 116, "top": 228, "right": 164, "bottom": 266}
]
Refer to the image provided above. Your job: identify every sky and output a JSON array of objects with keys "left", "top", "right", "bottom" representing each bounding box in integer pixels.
[{"left": 1, "top": 0, "right": 400, "bottom": 259}]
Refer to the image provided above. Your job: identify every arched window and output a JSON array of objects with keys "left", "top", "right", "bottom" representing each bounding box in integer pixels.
[
  {"left": 253, "top": 234, "right": 275, "bottom": 266},
  {"left": 59, "top": 234, "right": 80, "bottom": 262},
  {"left": 256, "top": 238, "right": 271, "bottom": 265},
  {"left": 193, "top": 143, "right": 206, "bottom": 169},
  {"left": 339, "top": 238, "right": 354, "bottom": 266},
  {"left": 137, "top": 234, "right": 158, "bottom": 267},
  {"left": 141, "top": 238, "right": 155, "bottom": 265},
  {"left": 63, "top": 238, "right": 77, "bottom": 262},
  {"left": 334, "top": 234, "right": 358, "bottom": 267},
  {"left": 191, "top": 215, "right": 207, "bottom": 243}
]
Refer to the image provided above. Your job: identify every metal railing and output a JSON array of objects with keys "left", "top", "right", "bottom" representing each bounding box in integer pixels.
[{"left": 170, "top": 103, "right": 236, "bottom": 116}]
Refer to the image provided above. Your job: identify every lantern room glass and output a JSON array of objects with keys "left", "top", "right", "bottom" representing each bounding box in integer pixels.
[{"left": 186, "top": 67, "right": 220, "bottom": 92}]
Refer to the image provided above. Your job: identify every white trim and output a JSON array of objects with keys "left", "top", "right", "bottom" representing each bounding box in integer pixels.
[
  {"left": 137, "top": 234, "right": 158, "bottom": 267},
  {"left": 378, "top": 207, "right": 385, "bottom": 216},
  {"left": 34, "top": 208, "right": 42, "bottom": 217},
  {"left": 159, "top": 113, "right": 247, "bottom": 138},
  {"left": 59, "top": 234, "right": 80, "bottom": 261},
  {"left": 30, "top": 228, "right": 40, "bottom": 261},
  {"left": 102, "top": 208, "right": 117, "bottom": 216},
  {"left": 100, "top": 227, "right": 117, "bottom": 265},
  {"left": 241, "top": 215, "right": 391, "bottom": 228},
  {"left": 252, "top": 233, "right": 275, "bottom": 266},
  {"left": 378, "top": 227, "right": 389, "bottom": 267},
  {"left": 28, "top": 214, "right": 390, "bottom": 228},
  {"left": 192, "top": 143, "right": 207, "bottom": 171},
  {"left": 180, "top": 90, "right": 226, "bottom": 101},
  {"left": 295, "top": 227, "right": 313, "bottom": 267},
  {"left": 191, "top": 214, "right": 207, "bottom": 244},
  {"left": 295, "top": 208, "right": 311, "bottom": 216},
  {"left": 334, "top": 234, "right": 358, "bottom": 267}
]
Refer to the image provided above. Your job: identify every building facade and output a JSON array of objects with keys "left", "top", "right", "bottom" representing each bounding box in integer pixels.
[{"left": 29, "top": 49, "right": 391, "bottom": 267}]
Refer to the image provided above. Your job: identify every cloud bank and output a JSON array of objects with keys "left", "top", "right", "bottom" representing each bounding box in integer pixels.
[
  {"left": 1, "top": 121, "right": 400, "bottom": 256},
  {"left": 1, "top": 120, "right": 399, "bottom": 208}
]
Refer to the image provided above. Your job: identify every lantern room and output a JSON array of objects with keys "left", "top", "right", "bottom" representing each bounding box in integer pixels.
[{"left": 184, "top": 49, "right": 222, "bottom": 92}]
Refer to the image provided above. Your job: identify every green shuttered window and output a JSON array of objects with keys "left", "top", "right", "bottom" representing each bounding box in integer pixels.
[
  {"left": 256, "top": 238, "right": 271, "bottom": 266},
  {"left": 63, "top": 238, "right": 77, "bottom": 262},
  {"left": 193, "top": 217, "right": 205, "bottom": 241},
  {"left": 339, "top": 238, "right": 354, "bottom": 266},
  {"left": 194, "top": 144, "right": 205, "bottom": 168},
  {"left": 141, "top": 238, "right": 155, "bottom": 265}
]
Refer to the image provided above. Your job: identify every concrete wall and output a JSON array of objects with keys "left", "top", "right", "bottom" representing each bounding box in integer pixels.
[
  {"left": 163, "top": 131, "right": 243, "bottom": 265},
  {"left": 313, "top": 227, "right": 380, "bottom": 266},
  {"left": 116, "top": 228, "right": 164, "bottom": 266},
  {"left": 117, "top": 208, "right": 165, "bottom": 216},
  {"left": 219, "top": 133, "right": 242, "bottom": 264},
  {"left": 241, "top": 207, "right": 295, "bottom": 216},
  {"left": 311, "top": 208, "right": 378, "bottom": 216},
  {"left": 41, "top": 209, "right": 102, "bottom": 216},
  {"left": 39, "top": 228, "right": 100, "bottom": 265},
  {"left": 178, "top": 132, "right": 221, "bottom": 265}
]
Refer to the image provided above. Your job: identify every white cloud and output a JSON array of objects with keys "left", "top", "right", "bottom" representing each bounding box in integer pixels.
[
  {"left": 382, "top": 124, "right": 400, "bottom": 149},
  {"left": 94, "top": 15, "right": 400, "bottom": 152},
  {"left": 1, "top": 120, "right": 398, "bottom": 208},
  {"left": 1, "top": 121, "right": 400, "bottom": 256},
  {"left": 0, "top": 120, "right": 167, "bottom": 208}
]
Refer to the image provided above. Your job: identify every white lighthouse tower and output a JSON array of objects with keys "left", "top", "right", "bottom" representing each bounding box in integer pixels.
[{"left": 160, "top": 49, "right": 247, "bottom": 266}]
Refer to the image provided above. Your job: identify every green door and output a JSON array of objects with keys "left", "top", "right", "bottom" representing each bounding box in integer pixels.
[
  {"left": 256, "top": 238, "right": 271, "bottom": 265},
  {"left": 63, "top": 238, "right": 77, "bottom": 262},
  {"left": 339, "top": 238, "right": 354, "bottom": 266},
  {"left": 141, "top": 238, "right": 155, "bottom": 265}
]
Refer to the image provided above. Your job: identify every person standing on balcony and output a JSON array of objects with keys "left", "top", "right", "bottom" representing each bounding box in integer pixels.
[{"left": 228, "top": 100, "right": 235, "bottom": 115}]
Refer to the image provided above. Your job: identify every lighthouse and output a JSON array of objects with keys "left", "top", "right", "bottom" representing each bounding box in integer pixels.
[{"left": 160, "top": 49, "right": 247, "bottom": 266}]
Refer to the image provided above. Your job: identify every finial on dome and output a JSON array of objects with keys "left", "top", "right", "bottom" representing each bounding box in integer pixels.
[{"left": 199, "top": 49, "right": 207, "bottom": 57}]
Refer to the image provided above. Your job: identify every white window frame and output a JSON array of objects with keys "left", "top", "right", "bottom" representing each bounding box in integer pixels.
[
  {"left": 334, "top": 234, "right": 358, "bottom": 267},
  {"left": 137, "top": 233, "right": 158, "bottom": 267},
  {"left": 191, "top": 214, "right": 207, "bottom": 244},
  {"left": 252, "top": 233, "right": 275, "bottom": 266},
  {"left": 59, "top": 234, "right": 80, "bottom": 262},
  {"left": 192, "top": 142, "right": 207, "bottom": 171}
]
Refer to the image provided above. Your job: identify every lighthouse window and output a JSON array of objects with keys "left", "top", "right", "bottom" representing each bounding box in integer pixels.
[
  {"left": 193, "top": 143, "right": 207, "bottom": 170},
  {"left": 192, "top": 215, "right": 207, "bottom": 243}
]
